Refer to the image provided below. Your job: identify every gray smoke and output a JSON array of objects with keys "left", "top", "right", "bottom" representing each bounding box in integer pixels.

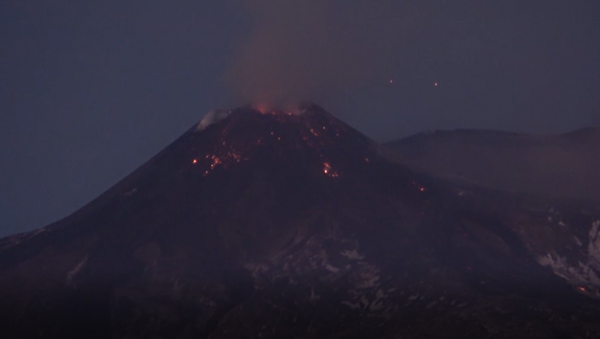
[{"left": 224, "top": 0, "right": 406, "bottom": 110}]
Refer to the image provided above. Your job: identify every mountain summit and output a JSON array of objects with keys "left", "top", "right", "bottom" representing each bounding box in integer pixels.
[{"left": 1, "top": 104, "right": 600, "bottom": 338}]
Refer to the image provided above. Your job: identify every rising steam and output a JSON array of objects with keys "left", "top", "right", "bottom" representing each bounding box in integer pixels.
[{"left": 224, "top": 0, "right": 405, "bottom": 110}]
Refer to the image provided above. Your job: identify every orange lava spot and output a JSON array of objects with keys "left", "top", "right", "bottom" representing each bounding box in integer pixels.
[
  {"left": 412, "top": 181, "right": 426, "bottom": 192},
  {"left": 322, "top": 162, "right": 339, "bottom": 177},
  {"left": 577, "top": 286, "right": 586, "bottom": 292},
  {"left": 192, "top": 159, "right": 197, "bottom": 164},
  {"left": 209, "top": 156, "right": 222, "bottom": 170},
  {"left": 255, "top": 103, "right": 269, "bottom": 114}
]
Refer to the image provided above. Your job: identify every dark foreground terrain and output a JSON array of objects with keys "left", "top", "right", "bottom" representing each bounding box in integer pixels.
[{"left": 1, "top": 104, "right": 600, "bottom": 338}]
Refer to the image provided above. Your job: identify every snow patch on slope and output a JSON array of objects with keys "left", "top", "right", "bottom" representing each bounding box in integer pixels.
[
  {"left": 588, "top": 220, "right": 600, "bottom": 269},
  {"left": 66, "top": 256, "right": 88, "bottom": 285},
  {"left": 536, "top": 219, "right": 600, "bottom": 297},
  {"left": 196, "top": 109, "right": 230, "bottom": 131}
]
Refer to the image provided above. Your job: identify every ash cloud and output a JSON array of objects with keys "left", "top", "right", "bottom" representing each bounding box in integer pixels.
[{"left": 224, "top": 0, "right": 404, "bottom": 109}]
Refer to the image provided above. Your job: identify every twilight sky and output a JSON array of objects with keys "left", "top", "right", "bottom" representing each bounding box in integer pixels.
[{"left": 1, "top": 0, "right": 599, "bottom": 237}]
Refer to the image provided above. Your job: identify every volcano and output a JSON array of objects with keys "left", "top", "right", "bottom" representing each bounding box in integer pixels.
[{"left": 1, "top": 104, "right": 600, "bottom": 338}]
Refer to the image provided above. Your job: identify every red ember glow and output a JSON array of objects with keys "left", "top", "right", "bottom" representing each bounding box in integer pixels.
[
  {"left": 412, "top": 181, "right": 426, "bottom": 192},
  {"left": 322, "top": 162, "right": 339, "bottom": 178},
  {"left": 255, "top": 103, "right": 269, "bottom": 114},
  {"left": 210, "top": 156, "right": 222, "bottom": 169}
]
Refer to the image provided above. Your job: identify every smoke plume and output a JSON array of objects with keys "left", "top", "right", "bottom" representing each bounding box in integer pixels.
[{"left": 224, "top": 0, "right": 405, "bottom": 110}]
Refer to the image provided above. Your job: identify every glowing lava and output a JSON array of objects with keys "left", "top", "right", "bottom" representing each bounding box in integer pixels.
[
  {"left": 412, "top": 181, "right": 426, "bottom": 192},
  {"left": 322, "top": 162, "right": 339, "bottom": 178},
  {"left": 209, "top": 156, "right": 222, "bottom": 169},
  {"left": 255, "top": 103, "right": 270, "bottom": 114}
]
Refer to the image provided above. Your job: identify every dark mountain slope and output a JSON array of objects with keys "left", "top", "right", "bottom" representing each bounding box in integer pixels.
[
  {"left": 385, "top": 127, "right": 600, "bottom": 202},
  {"left": 1, "top": 104, "right": 600, "bottom": 338}
]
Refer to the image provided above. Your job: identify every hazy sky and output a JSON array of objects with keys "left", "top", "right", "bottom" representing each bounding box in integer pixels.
[{"left": 1, "top": 0, "right": 599, "bottom": 236}]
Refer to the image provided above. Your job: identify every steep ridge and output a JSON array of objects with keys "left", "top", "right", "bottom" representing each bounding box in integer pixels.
[{"left": 1, "top": 104, "right": 599, "bottom": 338}]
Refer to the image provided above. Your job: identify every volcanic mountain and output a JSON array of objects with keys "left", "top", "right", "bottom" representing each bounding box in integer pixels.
[
  {"left": 1, "top": 104, "right": 600, "bottom": 338},
  {"left": 385, "top": 127, "right": 600, "bottom": 203}
]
